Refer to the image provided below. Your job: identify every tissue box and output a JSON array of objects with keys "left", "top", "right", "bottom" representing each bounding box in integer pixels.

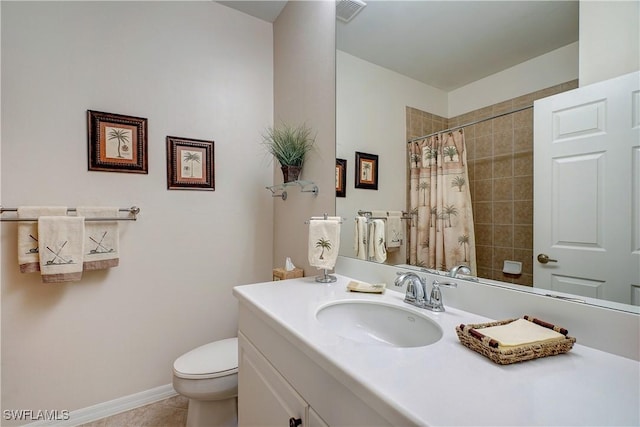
[{"left": 272, "top": 268, "right": 304, "bottom": 281}]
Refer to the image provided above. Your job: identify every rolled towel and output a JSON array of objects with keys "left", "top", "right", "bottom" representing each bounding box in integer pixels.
[
  {"left": 368, "top": 219, "right": 386, "bottom": 263},
  {"left": 38, "top": 216, "right": 85, "bottom": 283},
  {"left": 354, "top": 216, "right": 367, "bottom": 260},
  {"left": 308, "top": 218, "right": 341, "bottom": 270},
  {"left": 386, "top": 211, "right": 404, "bottom": 249},
  {"left": 77, "top": 207, "right": 120, "bottom": 271},
  {"left": 17, "top": 206, "right": 68, "bottom": 273}
]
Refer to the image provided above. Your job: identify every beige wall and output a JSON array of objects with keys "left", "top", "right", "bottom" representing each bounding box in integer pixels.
[
  {"left": 1, "top": 1, "right": 274, "bottom": 422},
  {"left": 273, "top": 1, "right": 336, "bottom": 275},
  {"left": 579, "top": 0, "right": 640, "bottom": 86}
]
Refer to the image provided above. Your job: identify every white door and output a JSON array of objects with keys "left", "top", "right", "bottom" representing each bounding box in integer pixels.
[{"left": 533, "top": 71, "right": 640, "bottom": 304}]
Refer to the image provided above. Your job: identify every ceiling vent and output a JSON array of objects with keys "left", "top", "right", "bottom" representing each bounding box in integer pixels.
[{"left": 336, "top": 0, "right": 366, "bottom": 23}]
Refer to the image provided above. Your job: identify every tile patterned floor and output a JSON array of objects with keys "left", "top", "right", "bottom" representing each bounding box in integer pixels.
[{"left": 79, "top": 395, "right": 188, "bottom": 427}]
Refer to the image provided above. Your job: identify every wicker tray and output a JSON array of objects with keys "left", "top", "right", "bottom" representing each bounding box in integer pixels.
[{"left": 455, "top": 315, "right": 576, "bottom": 365}]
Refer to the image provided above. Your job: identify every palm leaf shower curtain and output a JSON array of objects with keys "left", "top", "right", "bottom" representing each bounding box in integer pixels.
[{"left": 408, "top": 130, "right": 476, "bottom": 272}]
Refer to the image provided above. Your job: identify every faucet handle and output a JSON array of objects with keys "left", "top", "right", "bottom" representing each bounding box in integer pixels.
[
  {"left": 433, "top": 279, "right": 457, "bottom": 289},
  {"left": 428, "top": 280, "right": 457, "bottom": 312}
]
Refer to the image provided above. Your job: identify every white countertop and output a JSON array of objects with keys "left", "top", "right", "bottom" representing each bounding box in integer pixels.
[{"left": 234, "top": 274, "right": 640, "bottom": 426}]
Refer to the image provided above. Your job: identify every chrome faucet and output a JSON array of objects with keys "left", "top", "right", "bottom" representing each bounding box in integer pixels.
[
  {"left": 449, "top": 264, "right": 472, "bottom": 278},
  {"left": 393, "top": 272, "right": 426, "bottom": 307},
  {"left": 394, "top": 272, "right": 457, "bottom": 312}
]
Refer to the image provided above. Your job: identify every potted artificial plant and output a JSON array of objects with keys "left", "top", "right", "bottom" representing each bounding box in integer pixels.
[{"left": 262, "top": 122, "right": 316, "bottom": 183}]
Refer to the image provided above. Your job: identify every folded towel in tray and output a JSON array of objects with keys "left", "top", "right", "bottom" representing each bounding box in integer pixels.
[
  {"left": 38, "top": 216, "right": 84, "bottom": 283},
  {"left": 477, "top": 318, "right": 566, "bottom": 347},
  {"left": 308, "top": 218, "right": 341, "bottom": 270},
  {"left": 77, "top": 207, "right": 120, "bottom": 271},
  {"left": 17, "top": 206, "right": 68, "bottom": 273}
]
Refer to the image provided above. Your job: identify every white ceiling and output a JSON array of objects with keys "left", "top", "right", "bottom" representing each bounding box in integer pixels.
[
  {"left": 218, "top": 1, "right": 579, "bottom": 91},
  {"left": 217, "top": 1, "right": 288, "bottom": 22}
]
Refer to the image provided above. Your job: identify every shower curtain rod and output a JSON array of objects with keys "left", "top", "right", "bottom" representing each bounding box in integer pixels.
[{"left": 407, "top": 104, "right": 533, "bottom": 144}]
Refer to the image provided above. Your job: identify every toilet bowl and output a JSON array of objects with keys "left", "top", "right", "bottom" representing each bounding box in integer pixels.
[{"left": 173, "top": 337, "right": 238, "bottom": 427}]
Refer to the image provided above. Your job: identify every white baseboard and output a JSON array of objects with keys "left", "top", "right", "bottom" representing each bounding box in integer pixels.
[{"left": 26, "top": 384, "right": 178, "bottom": 427}]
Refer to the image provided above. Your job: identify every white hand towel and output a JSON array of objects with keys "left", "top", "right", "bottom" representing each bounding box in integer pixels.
[
  {"left": 17, "top": 206, "right": 68, "bottom": 273},
  {"left": 308, "top": 219, "right": 341, "bottom": 270},
  {"left": 386, "top": 211, "right": 404, "bottom": 249},
  {"left": 354, "top": 216, "right": 367, "bottom": 260},
  {"left": 77, "top": 207, "right": 120, "bottom": 271},
  {"left": 38, "top": 216, "right": 85, "bottom": 283},
  {"left": 368, "top": 219, "right": 387, "bottom": 263}
]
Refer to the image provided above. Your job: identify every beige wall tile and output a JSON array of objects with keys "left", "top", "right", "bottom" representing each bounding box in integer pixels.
[
  {"left": 494, "top": 224, "right": 514, "bottom": 247},
  {"left": 475, "top": 179, "right": 493, "bottom": 201},
  {"left": 474, "top": 202, "right": 493, "bottom": 224},
  {"left": 493, "top": 155, "right": 513, "bottom": 178},
  {"left": 494, "top": 201, "right": 514, "bottom": 224},
  {"left": 513, "top": 176, "right": 533, "bottom": 201},
  {"left": 513, "top": 151, "right": 533, "bottom": 176},
  {"left": 514, "top": 200, "right": 533, "bottom": 224},
  {"left": 493, "top": 177, "right": 513, "bottom": 201}
]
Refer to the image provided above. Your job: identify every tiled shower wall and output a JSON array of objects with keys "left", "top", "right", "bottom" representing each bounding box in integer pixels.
[{"left": 406, "top": 80, "right": 578, "bottom": 286}]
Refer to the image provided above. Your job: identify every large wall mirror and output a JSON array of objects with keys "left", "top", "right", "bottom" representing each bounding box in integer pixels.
[{"left": 336, "top": 1, "right": 639, "bottom": 313}]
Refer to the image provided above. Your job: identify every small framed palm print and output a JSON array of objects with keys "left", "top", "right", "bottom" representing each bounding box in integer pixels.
[
  {"left": 87, "top": 110, "right": 148, "bottom": 174},
  {"left": 336, "top": 158, "right": 347, "bottom": 197},
  {"left": 355, "top": 151, "right": 378, "bottom": 190},
  {"left": 166, "top": 136, "right": 215, "bottom": 191}
]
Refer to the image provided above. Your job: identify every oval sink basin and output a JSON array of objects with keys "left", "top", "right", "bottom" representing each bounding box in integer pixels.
[{"left": 315, "top": 301, "right": 443, "bottom": 348}]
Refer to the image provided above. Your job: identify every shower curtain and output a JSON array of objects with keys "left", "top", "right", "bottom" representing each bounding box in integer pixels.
[{"left": 408, "top": 130, "right": 476, "bottom": 273}]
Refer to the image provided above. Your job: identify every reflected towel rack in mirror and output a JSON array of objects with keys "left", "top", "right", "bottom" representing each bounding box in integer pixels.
[
  {"left": 357, "top": 210, "right": 412, "bottom": 220},
  {"left": 0, "top": 206, "right": 141, "bottom": 222}
]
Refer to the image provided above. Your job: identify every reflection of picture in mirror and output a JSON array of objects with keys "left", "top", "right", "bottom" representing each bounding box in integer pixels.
[
  {"left": 336, "top": 158, "right": 346, "bottom": 197},
  {"left": 355, "top": 151, "right": 378, "bottom": 190}
]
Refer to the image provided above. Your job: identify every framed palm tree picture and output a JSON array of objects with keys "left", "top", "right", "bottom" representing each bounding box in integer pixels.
[
  {"left": 166, "top": 136, "right": 215, "bottom": 191},
  {"left": 87, "top": 110, "right": 148, "bottom": 174},
  {"left": 336, "top": 158, "right": 347, "bottom": 197},
  {"left": 355, "top": 151, "right": 378, "bottom": 190}
]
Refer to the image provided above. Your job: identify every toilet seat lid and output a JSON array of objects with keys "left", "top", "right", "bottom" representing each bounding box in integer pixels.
[{"left": 173, "top": 337, "right": 238, "bottom": 379}]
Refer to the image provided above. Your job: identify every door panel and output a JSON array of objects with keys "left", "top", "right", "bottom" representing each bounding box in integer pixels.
[{"left": 534, "top": 71, "right": 640, "bottom": 304}]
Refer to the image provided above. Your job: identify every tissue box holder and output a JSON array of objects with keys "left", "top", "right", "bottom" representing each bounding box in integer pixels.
[
  {"left": 272, "top": 268, "right": 304, "bottom": 281},
  {"left": 455, "top": 316, "right": 576, "bottom": 365}
]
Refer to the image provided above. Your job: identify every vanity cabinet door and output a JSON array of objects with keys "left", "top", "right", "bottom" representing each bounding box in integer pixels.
[
  {"left": 308, "top": 408, "right": 329, "bottom": 427},
  {"left": 238, "top": 333, "right": 308, "bottom": 427}
]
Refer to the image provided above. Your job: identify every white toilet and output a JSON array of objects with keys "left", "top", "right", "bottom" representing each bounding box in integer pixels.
[{"left": 173, "top": 337, "right": 239, "bottom": 427}]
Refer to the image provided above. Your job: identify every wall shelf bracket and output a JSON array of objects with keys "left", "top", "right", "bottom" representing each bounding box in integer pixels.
[{"left": 266, "top": 180, "right": 319, "bottom": 201}]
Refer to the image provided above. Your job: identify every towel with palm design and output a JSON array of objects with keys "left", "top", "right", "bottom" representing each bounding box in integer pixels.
[
  {"left": 308, "top": 218, "right": 341, "bottom": 270},
  {"left": 368, "top": 219, "right": 387, "bottom": 263}
]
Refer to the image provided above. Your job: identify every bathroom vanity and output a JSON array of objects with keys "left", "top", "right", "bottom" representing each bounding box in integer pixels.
[{"left": 233, "top": 275, "right": 639, "bottom": 426}]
